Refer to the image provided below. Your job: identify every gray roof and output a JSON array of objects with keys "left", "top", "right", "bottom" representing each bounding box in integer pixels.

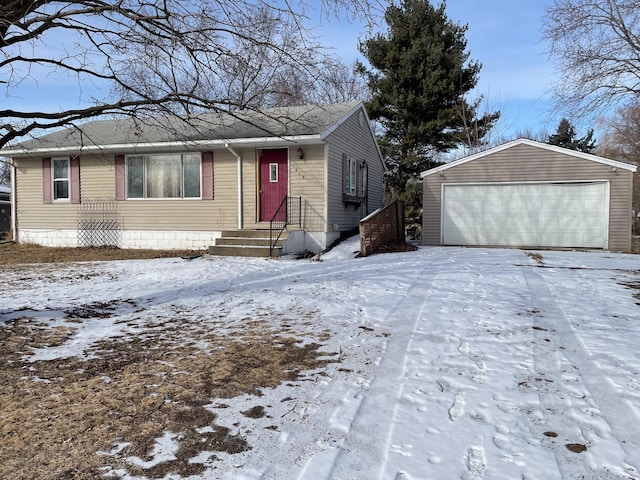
[
  {"left": 421, "top": 138, "right": 638, "bottom": 177},
  {"left": 3, "top": 102, "right": 362, "bottom": 155}
]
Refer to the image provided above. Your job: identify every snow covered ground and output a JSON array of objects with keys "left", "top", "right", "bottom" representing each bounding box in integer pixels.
[{"left": 2, "top": 239, "right": 640, "bottom": 479}]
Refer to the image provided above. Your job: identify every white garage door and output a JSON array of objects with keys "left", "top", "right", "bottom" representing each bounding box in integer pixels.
[{"left": 442, "top": 182, "right": 609, "bottom": 248}]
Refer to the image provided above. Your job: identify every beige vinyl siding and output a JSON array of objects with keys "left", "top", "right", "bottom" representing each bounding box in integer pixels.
[
  {"left": 289, "top": 143, "right": 327, "bottom": 232},
  {"left": 79, "top": 154, "right": 117, "bottom": 197},
  {"left": 423, "top": 143, "right": 634, "bottom": 251},
  {"left": 325, "top": 109, "right": 384, "bottom": 231},
  {"left": 16, "top": 150, "right": 240, "bottom": 232}
]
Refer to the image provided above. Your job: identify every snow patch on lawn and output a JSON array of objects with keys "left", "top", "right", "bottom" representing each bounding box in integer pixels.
[{"left": 2, "top": 241, "right": 640, "bottom": 479}]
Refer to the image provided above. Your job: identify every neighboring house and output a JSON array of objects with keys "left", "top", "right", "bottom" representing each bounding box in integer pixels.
[
  {"left": 0, "top": 185, "right": 10, "bottom": 238},
  {"left": 421, "top": 138, "right": 637, "bottom": 252},
  {"left": 0, "top": 102, "right": 385, "bottom": 254}
]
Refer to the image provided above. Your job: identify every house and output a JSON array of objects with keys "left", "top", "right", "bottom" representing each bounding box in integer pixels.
[
  {"left": 421, "top": 138, "right": 637, "bottom": 252},
  {"left": 0, "top": 185, "right": 10, "bottom": 238},
  {"left": 1, "top": 102, "right": 385, "bottom": 255}
]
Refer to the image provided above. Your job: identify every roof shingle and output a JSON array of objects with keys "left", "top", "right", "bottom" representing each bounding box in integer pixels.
[{"left": 7, "top": 102, "right": 361, "bottom": 153}]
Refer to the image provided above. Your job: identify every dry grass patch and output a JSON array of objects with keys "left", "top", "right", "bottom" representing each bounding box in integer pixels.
[
  {"left": 526, "top": 251, "right": 545, "bottom": 264},
  {"left": 0, "top": 311, "right": 334, "bottom": 479},
  {"left": 0, "top": 242, "right": 205, "bottom": 265}
]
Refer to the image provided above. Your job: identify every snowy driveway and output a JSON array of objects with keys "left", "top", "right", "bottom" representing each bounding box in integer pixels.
[
  {"left": 2, "top": 243, "right": 640, "bottom": 479},
  {"left": 314, "top": 245, "right": 640, "bottom": 480}
]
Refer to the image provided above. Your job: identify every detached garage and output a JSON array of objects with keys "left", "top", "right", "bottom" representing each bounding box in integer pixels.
[{"left": 421, "top": 138, "right": 637, "bottom": 252}]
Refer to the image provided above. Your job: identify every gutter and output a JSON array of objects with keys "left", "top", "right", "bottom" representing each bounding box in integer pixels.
[
  {"left": 0, "top": 134, "right": 323, "bottom": 157},
  {"left": 225, "top": 144, "right": 243, "bottom": 230}
]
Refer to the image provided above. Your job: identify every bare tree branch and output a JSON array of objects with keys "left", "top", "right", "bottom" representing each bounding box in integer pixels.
[
  {"left": 543, "top": 0, "right": 640, "bottom": 119},
  {"left": 0, "top": 0, "right": 374, "bottom": 150},
  {"left": 597, "top": 99, "right": 640, "bottom": 233}
]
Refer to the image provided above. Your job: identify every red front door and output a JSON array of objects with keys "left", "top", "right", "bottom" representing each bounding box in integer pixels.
[{"left": 259, "top": 148, "right": 288, "bottom": 222}]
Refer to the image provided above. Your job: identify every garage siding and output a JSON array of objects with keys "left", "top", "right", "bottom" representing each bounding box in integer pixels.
[{"left": 423, "top": 143, "right": 634, "bottom": 252}]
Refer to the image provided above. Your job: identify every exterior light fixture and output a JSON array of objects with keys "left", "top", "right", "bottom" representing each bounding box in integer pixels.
[{"left": 297, "top": 146, "right": 304, "bottom": 160}]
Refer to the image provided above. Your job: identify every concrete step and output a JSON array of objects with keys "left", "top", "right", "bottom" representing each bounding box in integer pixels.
[
  {"left": 220, "top": 229, "right": 287, "bottom": 240},
  {"left": 208, "top": 245, "right": 281, "bottom": 258},
  {"left": 215, "top": 237, "right": 283, "bottom": 247},
  {"left": 209, "top": 230, "right": 287, "bottom": 257}
]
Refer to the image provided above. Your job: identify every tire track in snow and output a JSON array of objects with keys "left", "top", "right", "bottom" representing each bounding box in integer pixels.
[
  {"left": 260, "top": 254, "right": 430, "bottom": 480},
  {"left": 523, "top": 267, "right": 640, "bottom": 477},
  {"left": 322, "top": 264, "right": 436, "bottom": 480}
]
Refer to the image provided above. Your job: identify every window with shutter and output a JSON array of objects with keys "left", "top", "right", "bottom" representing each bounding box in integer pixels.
[{"left": 342, "top": 154, "right": 363, "bottom": 205}]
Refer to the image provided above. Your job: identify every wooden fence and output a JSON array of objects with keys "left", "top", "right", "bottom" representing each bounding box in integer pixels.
[{"left": 359, "top": 200, "right": 405, "bottom": 257}]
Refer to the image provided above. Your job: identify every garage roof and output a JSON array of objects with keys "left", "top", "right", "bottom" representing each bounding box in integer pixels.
[{"left": 420, "top": 138, "right": 638, "bottom": 178}]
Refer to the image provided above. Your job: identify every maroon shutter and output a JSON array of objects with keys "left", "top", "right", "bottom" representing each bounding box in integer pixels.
[
  {"left": 115, "top": 154, "right": 125, "bottom": 200},
  {"left": 201, "top": 151, "right": 214, "bottom": 200},
  {"left": 42, "top": 157, "right": 52, "bottom": 204},
  {"left": 70, "top": 155, "right": 80, "bottom": 204}
]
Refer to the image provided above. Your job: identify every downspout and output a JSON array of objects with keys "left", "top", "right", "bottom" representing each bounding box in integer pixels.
[{"left": 225, "top": 143, "right": 243, "bottom": 230}]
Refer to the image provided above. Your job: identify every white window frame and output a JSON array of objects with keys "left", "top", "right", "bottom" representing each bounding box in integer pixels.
[
  {"left": 125, "top": 153, "right": 202, "bottom": 199},
  {"left": 346, "top": 156, "right": 357, "bottom": 197},
  {"left": 269, "top": 163, "right": 278, "bottom": 183},
  {"left": 52, "top": 157, "right": 70, "bottom": 201}
]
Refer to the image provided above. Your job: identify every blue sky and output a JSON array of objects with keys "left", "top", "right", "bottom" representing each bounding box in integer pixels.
[
  {"left": 321, "top": 0, "right": 561, "bottom": 141},
  {"left": 446, "top": 1, "right": 557, "bottom": 139},
  {"left": 4, "top": 1, "right": 569, "bottom": 143}
]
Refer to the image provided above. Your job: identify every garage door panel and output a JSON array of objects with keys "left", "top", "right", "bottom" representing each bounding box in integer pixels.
[
  {"left": 521, "top": 202, "right": 541, "bottom": 215},
  {"left": 563, "top": 216, "right": 602, "bottom": 231},
  {"left": 538, "top": 202, "right": 560, "bottom": 215},
  {"left": 561, "top": 198, "right": 583, "bottom": 212},
  {"left": 481, "top": 200, "right": 503, "bottom": 211},
  {"left": 446, "top": 202, "right": 470, "bottom": 217},
  {"left": 582, "top": 197, "right": 606, "bottom": 210},
  {"left": 583, "top": 233, "right": 606, "bottom": 245},
  {"left": 501, "top": 215, "right": 524, "bottom": 229},
  {"left": 442, "top": 182, "right": 608, "bottom": 248},
  {"left": 502, "top": 201, "right": 523, "bottom": 214}
]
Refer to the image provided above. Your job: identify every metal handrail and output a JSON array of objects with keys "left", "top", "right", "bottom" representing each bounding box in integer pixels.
[{"left": 269, "top": 196, "right": 302, "bottom": 257}]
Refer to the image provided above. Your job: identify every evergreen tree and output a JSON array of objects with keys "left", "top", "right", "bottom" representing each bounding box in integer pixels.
[
  {"left": 359, "top": 0, "right": 499, "bottom": 200},
  {"left": 547, "top": 118, "right": 597, "bottom": 153}
]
